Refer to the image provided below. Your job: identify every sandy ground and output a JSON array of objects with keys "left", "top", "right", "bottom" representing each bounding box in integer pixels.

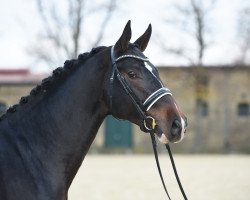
[{"left": 68, "top": 155, "right": 250, "bottom": 200}]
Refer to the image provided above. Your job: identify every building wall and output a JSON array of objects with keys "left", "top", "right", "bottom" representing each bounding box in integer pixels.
[
  {"left": 0, "top": 85, "right": 34, "bottom": 108},
  {"left": 154, "top": 67, "right": 250, "bottom": 153}
]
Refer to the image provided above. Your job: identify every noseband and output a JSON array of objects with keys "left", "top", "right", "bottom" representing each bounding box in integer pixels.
[
  {"left": 109, "top": 46, "right": 188, "bottom": 200},
  {"left": 109, "top": 46, "right": 172, "bottom": 132}
]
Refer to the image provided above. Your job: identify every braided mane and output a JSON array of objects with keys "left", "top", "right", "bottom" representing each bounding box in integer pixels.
[{"left": 0, "top": 46, "right": 107, "bottom": 121}]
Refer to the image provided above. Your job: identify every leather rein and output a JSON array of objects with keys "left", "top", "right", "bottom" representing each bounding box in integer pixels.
[{"left": 109, "top": 46, "right": 188, "bottom": 200}]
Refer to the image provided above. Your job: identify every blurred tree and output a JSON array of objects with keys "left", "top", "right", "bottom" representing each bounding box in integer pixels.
[
  {"left": 236, "top": 6, "right": 250, "bottom": 65},
  {"left": 32, "top": 0, "right": 119, "bottom": 67},
  {"left": 161, "top": 0, "right": 216, "bottom": 66},
  {"left": 159, "top": 0, "right": 217, "bottom": 152}
]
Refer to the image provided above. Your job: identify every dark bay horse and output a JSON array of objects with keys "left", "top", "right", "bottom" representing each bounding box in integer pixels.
[{"left": 0, "top": 21, "right": 187, "bottom": 200}]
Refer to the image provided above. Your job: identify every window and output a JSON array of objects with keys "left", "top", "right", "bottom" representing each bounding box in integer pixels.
[
  {"left": 197, "top": 100, "right": 209, "bottom": 117},
  {"left": 0, "top": 102, "right": 7, "bottom": 116},
  {"left": 238, "top": 103, "right": 249, "bottom": 116}
]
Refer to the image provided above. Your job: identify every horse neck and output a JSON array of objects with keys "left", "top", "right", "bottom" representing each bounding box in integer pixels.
[{"left": 7, "top": 49, "right": 110, "bottom": 188}]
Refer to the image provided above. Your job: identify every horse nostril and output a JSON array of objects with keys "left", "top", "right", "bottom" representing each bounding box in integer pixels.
[
  {"left": 171, "top": 119, "right": 182, "bottom": 136},
  {"left": 173, "top": 119, "right": 182, "bottom": 129},
  {"left": 184, "top": 117, "right": 188, "bottom": 127}
]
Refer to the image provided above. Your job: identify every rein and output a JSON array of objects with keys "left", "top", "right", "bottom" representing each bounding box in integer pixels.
[{"left": 109, "top": 46, "right": 188, "bottom": 200}]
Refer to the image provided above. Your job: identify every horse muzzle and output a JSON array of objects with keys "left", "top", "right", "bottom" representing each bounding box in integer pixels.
[{"left": 153, "top": 116, "right": 187, "bottom": 144}]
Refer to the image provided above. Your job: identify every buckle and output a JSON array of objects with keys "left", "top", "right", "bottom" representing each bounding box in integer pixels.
[{"left": 143, "top": 116, "right": 157, "bottom": 132}]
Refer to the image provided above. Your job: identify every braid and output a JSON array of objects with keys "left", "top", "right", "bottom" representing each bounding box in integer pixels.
[{"left": 0, "top": 46, "right": 107, "bottom": 121}]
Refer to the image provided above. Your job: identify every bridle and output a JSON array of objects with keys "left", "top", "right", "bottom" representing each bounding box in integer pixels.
[
  {"left": 109, "top": 46, "right": 188, "bottom": 200},
  {"left": 110, "top": 46, "right": 172, "bottom": 132}
]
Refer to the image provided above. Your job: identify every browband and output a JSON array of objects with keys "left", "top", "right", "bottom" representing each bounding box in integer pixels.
[
  {"left": 114, "top": 54, "right": 149, "bottom": 63},
  {"left": 111, "top": 46, "right": 149, "bottom": 65}
]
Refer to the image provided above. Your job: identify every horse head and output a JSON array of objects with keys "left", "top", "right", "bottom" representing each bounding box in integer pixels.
[{"left": 107, "top": 21, "right": 187, "bottom": 144}]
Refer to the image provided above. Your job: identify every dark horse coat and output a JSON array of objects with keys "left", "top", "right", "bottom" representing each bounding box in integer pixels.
[{"left": 0, "top": 21, "right": 186, "bottom": 200}]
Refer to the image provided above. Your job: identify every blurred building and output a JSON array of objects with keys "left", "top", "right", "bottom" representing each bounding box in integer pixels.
[
  {"left": 95, "top": 66, "right": 250, "bottom": 153},
  {"left": 157, "top": 66, "right": 250, "bottom": 153},
  {"left": 0, "top": 69, "right": 47, "bottom": 115},
  {"left": 0, "top": 67, "right": 249, "bottom": 153}
]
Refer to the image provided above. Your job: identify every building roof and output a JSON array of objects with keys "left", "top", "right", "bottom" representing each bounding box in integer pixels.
[
  {"left": 157, "top": 65, "right": 250, "bottom": 69},
  {"left": 0, "top": 69, "right": 48, "bottom": 85}
]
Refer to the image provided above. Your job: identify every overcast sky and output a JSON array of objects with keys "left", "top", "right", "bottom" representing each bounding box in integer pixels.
[{"left": 0, "top": 0, "right": 248, "bottom": 72}]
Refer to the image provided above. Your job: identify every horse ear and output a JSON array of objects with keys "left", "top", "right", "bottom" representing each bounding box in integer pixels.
[
  {"left": 134, "top": 24, "right": 152, "bottom": 52},
  {"left": 114, "top": 20, "right": 132, "bottom": 54}
]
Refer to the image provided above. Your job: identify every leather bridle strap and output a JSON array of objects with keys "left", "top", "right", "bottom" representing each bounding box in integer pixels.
[
  {"left": 150, "top": 132, "right": 172, "bottom": 199},
  {"left": 165, "top": 143, "right": 188, "bottom": 200},
  {"left": 110, "top": 47, "right": 146, "bottom": 125},
  {"left": 151, "top": 131, "right": 188, "bottom": 200}
]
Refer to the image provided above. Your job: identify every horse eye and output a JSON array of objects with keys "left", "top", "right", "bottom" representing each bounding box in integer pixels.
[{"left": 128, "top": 71, "right": 137, "bottom": 79}]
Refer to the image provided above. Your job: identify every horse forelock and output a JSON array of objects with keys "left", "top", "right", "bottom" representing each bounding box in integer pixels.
[{"left": 0, "top": 46, "right": 107, "bottom": 121}]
